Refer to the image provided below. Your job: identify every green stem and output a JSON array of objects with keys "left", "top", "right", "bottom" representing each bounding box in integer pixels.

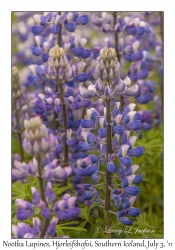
[
  {"left": 105, "top": 99, "right": 112, "bottom": 238},
  {"left": 37, "top": 157, "right": 50, "bottom": 238}
]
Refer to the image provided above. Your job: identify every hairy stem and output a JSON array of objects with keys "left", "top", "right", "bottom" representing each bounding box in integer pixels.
[
  {"left": 37, "top": 158, "right": 46, "bottom": 203},
  {"left": 37, "top": 157, "right": 50, "bottom": 238},
  {"left": 14, "top": 107, "right": 24, "bottom": 161},
  {"left": 40, "top": 219, "right": 50, "bottom": 238},
  {"left": 53, "top": 83, "right": 59, "bottom": 129},
  {"left": 113, "top": 12, "right": 123, "bottom": 109},
  {"left": 105, "top": 99, "right": 112, "bottom": 238},
  {"left": 59, "top": 83, "right": 68, "bottom": 186},
  {"left": 57, "top": 11, "right": 62, "bottom": 46},
  {"left": 113, "top": 12, "right": 121, "bottom": 63},
  {"left": 159, "top": 11, "right": 164, "bottom": 121},
  {"left": 59, "top": 84, "right": 68, "bottom": 165}
]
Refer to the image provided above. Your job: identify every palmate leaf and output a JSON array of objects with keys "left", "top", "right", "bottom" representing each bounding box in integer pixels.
[
  {"left": 12, "top": 182, "right": 26, "bottom": 200},
  {"left": 71, "top": 221, "right": 88, "bottom": 238},
  {"left": 12, "top": 181, "right": 34, "bottom": 202},
  {"left": 12, "top": 182, "right": 25, "bottom": 194},
  {"left": 52, "top": 185, "right": 69, "bottom": 197}
]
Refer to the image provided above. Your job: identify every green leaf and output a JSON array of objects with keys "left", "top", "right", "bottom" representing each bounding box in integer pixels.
[
  {"left": 26, "top": 184, "right": 32, "bottom": 200},
  {"left": 79, "top": 221, "right": 87, "bottom": 228},
  {"left": 23, "top": 220, "right": 33, "bottom": 226},
  {"left": 56, "top": 221, "right": 79, "bottom": 227},
  {"left": 79, "top": 207, "right": 89, "bottom": 220},
  {"left": 56, "top": 226, "right": 87, "bottom": 232},
  {"left": 132, "top": 222, "right": 155, "bottom": 229},
  {"left": 89, "top": 202, "right": 99, "bottom": 211},
  {"left": 52, "top": 186, "right": 68, "bottom": 196},
  {"left": 12, "top": 195, "right": 22, "bottom": 201},
  {"left": 56, "top": 228, "right": 65, "bottom": 236},
  {"left": 34, "top": 207, "right": 41, "bottom": 215},
  {"left": 12, "top": 182, "right": 25, "bottom": 195},
  {"left": 71, "top": 221, "right": 87, "bottom": 238}
]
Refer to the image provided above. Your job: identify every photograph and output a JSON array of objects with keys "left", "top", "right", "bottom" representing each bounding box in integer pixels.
[{"left": 12, "top": 11, "right": 163, "bottom": 239}]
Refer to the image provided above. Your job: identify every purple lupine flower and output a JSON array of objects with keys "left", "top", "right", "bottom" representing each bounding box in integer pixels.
[
  {"left": 34, "top": 87, "right": 62, "bottom": 115},
  {"left": 46, "top": 217, "right": 58, "bottom": 237},
  {"left": 43, "top": 159, "right": 72, "bottom": 182},
  {"left": 12, "top": 160, "right": 28, "bottom": 181},
  {"left": 12, "top": 217, "right": 69, "bottom": 238},
  {"left": 45, "top": 182, "right": 56, "bottom": 204},
  {"left": 139, "top": 110, "right": 152, "bottom": 131},
  {"left": 31, "top": 187, "right": 40, "bottom": 205},
  {"left": 73, "top": 154, "right": 98, "bottom": 176},
  {"left": 54, "top": 194, "right": 80, "bottom": 220},
  {"left": 32, "top": 12, "right": 89, "bottom": 36},
  {"left": 135, "top": 80, "right": 155, "bottom": 104},
  {"left": 12, "top": 223, "right": 34, "bottom": 238},
  {"left": 32, "top": 34, "right": 56, "bottom": 62},
  {"left": 12, "top": 158, "right": 38, "bottom": 181},
  {"left": 68, "top": 34, "right": 91, "bottom": 59},
  {"left": 16, "top": 199, "right": 34, "bottom": 220}
]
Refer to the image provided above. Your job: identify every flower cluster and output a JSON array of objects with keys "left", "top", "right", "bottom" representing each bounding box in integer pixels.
[
  {"left": 12, "top": 217, "right": 68, "bottom": 238},
  {"left": 22, "top": 116, "right": 55, "bottom": 157},
  {"left": 76, "top": 47, "right": 143, "bottom": 225},
  {"left": 32, "top": 12, "right": 89, "bottom": 35},
  {"left": 16, "top": 182, "right": 80, "bottom": 221},
  {"left": 47, "top": 45, "right": 75, "bottom": 84}
]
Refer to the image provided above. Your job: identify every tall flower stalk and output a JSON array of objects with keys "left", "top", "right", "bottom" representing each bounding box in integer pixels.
[
  {"left": 12, "top": 116, "right": 80, "bottom": 238},
  {"left": 105, "top": 98, "right": 112, "bottom": 234},
  {"left": 78, "top": 46, "right": 141, "bottom": 237},
  {"left": 47, "top": 44, "right": 76, "bottom": 170},
  {"left": 23, "top": 117, "right": 53, "bottom": 237}
]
